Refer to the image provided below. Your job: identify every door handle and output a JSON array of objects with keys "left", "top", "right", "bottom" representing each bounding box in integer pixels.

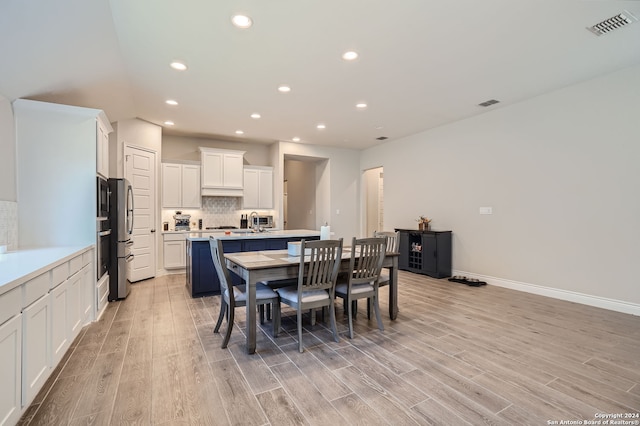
[{"left": 150, "top": 229, "right": 156, "bottom": 233}]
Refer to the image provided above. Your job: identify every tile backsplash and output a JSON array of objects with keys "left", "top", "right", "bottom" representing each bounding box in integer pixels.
[
  {"left": 0, "top": 200, "right": 18, "bottom": 250},
  {"left": 161, "top": 197, "right": 248, "bottom": 230}
]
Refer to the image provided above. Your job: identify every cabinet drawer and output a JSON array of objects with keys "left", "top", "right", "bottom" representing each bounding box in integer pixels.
[
  {"left": 0, "top": 286, "right": 21, "bottom": 325},
  {"left": 69, "top": 254, "right": 83, "bottom": 277},
  {"left": 51, "top": 262, "right": 68, "bottom": 288},
  {"left": 23, "top": 272, "right": 51, "bottom": 309},
  {"left": 82, "top": 249, "right": 93, "bottom": 266}
]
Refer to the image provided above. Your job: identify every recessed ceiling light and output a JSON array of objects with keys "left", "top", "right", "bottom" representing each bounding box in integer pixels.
[
  {"left": 231, "top": 14, "right": 252, "bottom": 29},
  {"left": 278, "top": 85, "right": 291, "bottom": 93},
  {"left": 250, "top": 113, "right": 261, "bottom": 119},
  {"left": 235, "top": 130, "right": 244, "bottom": 135},
  {"left": 356, "top": 103, "right": 367, "bottom": 109},
  {"left": 342, "top": 51, "right": 358, "bottom": 61},
  {"left": 292, "top": 137, "right": 300, "bottom": 142},
  {"left": 164, "top": 121, "right": 174, "bottom": 126},
  {"left": 165, "top": 99, "right": 178, "bottom": 106},
  {"left": 170, "top": 61, "right": 187, "bottom": 71},
  {"left": 316, "top": 124, "right": 326, "bottom": 130}
]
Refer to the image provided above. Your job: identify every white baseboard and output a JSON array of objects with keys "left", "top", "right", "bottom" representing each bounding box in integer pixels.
[
  {"left": 156, "top": 268, "right": 185, "bottom": 277},
  {"left": 453, "top": 270, "right": 640, "bottom": 317}
]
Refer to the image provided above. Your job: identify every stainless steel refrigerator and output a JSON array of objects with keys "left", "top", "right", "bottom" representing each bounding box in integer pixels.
[{"left": 108, "top": 178, "right": 134, "bottom": 300}]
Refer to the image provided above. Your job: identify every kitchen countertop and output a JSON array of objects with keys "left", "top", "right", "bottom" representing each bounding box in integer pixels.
[
  {"left": 185, "top": 229, "right": 320, "bottom": 241},
  {"left": 0, "top": 245, "right": 92, "bottom": 296}
]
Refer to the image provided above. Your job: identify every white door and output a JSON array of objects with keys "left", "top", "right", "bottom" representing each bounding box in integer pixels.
[{"left": 125, "top": 145, "right": 157, "bottom": 282}]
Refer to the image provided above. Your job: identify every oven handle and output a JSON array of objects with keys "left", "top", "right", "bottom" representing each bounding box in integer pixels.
[{"left": 98, "top": 230, "right": 112, "bottom": 237}]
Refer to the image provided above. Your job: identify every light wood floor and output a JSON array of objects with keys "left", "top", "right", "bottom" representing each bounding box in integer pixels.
[{"left": 19, "top": 271, "right": 640, "bottom": 425}]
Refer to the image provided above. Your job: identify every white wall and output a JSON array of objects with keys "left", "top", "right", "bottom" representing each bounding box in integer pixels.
[
  {"left": 0, "top": 94, "right": 16, "bottom": 202},
  {"left": 361, "top": 64, "right": 640, "bottom": 312}
]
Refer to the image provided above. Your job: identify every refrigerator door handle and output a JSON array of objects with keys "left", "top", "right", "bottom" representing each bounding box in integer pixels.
[
  {"left": 125, "top": 240, "right": 134, "bottom": 247},
  {"left": 126, "top": 184, "right": 134, "bottom": 235},
  {"left": 125, "top": 253, "right": 135, "bottom": 262}
]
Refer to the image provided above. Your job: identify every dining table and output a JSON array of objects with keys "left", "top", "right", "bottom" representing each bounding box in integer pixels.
[{"left": 224, "top": 247, "right": 399, "bottom": 354}]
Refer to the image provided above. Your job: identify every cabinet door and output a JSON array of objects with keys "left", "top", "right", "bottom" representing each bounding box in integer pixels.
[
  {"left": 398, "top": 232, "right": 409, "bottom": 270},
  {"left": 243, "top": 168, "right": 260, "bottom": 208},
  {"left": 22, "top": 295, "right": 51, "bottom": 406},
  {"left": 421, "top": 234, "right": 438, "bottom": 274},
  {"left": 0, "top": 314, "right": 21, "bottom": 426},
  {"left": 51, "top": 281, "right": 70, "bottom": 365},
  {"left": 202, "top": 152, "right": 223, "bottom": 187},
  {"left": 258, "top": 169, "right": 273, "bottom": 208},
  {"left": 68, "top": 272, "right": 83, "bottom": 338},
  {"left": 192, "top": 242, "right": 220, "bottom": 295},
  {"left": 97, "top": 122, "right": 109, "bottom": 178},
  {"left": 223, "top": 153, "right": 244, "bottom": 188},
  {"left": 162, "top": 163, "right": 182, "bottom": 208},
  {"left": 164, "top": 240, "right": 186, "bottom": 269},
  {"left": 81, "top": 263, "right": 94, "bottom": 324},
  {"left": 181, "top": 165, "right": 201, "bottom": 208}
]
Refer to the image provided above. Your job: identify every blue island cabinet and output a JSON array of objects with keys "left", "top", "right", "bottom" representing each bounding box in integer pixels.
[{"left": 186, "top": 236, "right": 318, "bottom": 297}]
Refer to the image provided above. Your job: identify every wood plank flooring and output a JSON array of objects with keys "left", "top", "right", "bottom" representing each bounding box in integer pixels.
[{"left": 19, "top": 271, "right": 640, "bottom": 425}]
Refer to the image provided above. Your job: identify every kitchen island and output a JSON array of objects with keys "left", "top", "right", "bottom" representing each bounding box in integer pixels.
[{"left": 185, "top": 229, "right": 320, "bottom": 297}]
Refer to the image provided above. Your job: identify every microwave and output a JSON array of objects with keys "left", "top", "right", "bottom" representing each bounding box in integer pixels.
[
  {"left": 97, "top": 176, "right": 110, "bottom": 219},
  {"left": 252, "top": 215, "right": 274, "bottom": 228}
]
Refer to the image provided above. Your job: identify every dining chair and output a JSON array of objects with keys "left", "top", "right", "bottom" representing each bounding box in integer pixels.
[
  {"left": 275, "top": 238, "right": 343, "bottom": 353},
  {"left": 335, "top": 237, "right": 386, "bottom": 339},
  {"left": 209, "top": 237, "right": 281, "bottom": 349},
  {"left": 369, "top": 230, "right": 399, "bottom": 318}
]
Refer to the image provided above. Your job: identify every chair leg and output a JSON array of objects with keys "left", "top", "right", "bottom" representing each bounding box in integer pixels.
[
  {"left": 347, "top": 297, "right": 354, "bottom": 339},
  {"left": 272, "top": 300, "right": 280, "bottom": 338},
  {"left": 373, "top": 294, "right": 384, "bottom": 332},
  {"left": 214, "top": 299, "right": 227, "bottom": 333},
  {"left": 259, "top": 305, "right": 265, "bottom": 325},
  {"left": 221, "top": 305, "right": 234, "bottom": 349},
  {"left": 297, "top": 308, "right": 304, "bottom": 353},
  {"left": 310, "top": 309, "right": 316, "bottom": 326},
  {"left": 328, "top": 300, "right": 339, "bottom": 343}
]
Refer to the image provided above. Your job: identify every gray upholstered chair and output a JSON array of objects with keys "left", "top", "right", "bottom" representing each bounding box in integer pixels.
[
  {"left": 335, "top": 237, "right": 386, "bottom": 339},
  {"left": 275, "top": 238, "right": 343, "bottom": 352},
  {"left": 209, "top": 237, "right": 281, "bottom": 349}
]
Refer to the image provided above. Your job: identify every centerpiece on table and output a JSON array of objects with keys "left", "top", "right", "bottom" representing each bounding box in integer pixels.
[{"left": 417, "top": 216, "right": 432, "bottom": 231}]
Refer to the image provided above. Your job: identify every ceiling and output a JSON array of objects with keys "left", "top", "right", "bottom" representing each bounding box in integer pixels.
[{"left": 1, "top": 1, "right": 639, "bottom": 150}]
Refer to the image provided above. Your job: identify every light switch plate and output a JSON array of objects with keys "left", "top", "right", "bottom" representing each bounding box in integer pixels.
[{"left": 479, "top": 207, "right": 493, "bottom": 215}]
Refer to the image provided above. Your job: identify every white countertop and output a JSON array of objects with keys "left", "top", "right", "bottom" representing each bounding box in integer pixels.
[
  {"left": 186, "top": 229, "right": 320, "bottom": 241},
  {"left": 0, "top": 245, "right": 92, "bottom": 295}
]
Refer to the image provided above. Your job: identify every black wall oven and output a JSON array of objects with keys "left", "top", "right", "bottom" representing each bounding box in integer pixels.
[{"left": 97, "top": 218, "right": 111, "bottom": 280}]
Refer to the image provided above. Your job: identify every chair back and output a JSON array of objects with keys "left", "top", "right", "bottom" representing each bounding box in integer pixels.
[
  {"left": 349, "top": 237, "right": 387, "bottom": 286},
  {"left": 298, "top": 238, "right": 343, "bottom": 295},
  {"left": 373, "top": 230, "right": 399, "bottom": 253},
  {"left": 209, "top": 237, "right": 234, "bottom": 304}
]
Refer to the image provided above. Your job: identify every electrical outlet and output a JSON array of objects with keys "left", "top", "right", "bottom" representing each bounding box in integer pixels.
[{"left": 479, "top": 207, "right": 493, "bottom": 215}]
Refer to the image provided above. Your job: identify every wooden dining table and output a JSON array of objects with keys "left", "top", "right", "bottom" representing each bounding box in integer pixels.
[{"left": 224, "top": 248, "right": 399, "bottom": 354}]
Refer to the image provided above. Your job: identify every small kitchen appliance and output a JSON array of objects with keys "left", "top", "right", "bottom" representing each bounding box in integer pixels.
[
  {"left": 173, "top": 212, "right": 191, "bottom": 231},
  {"left": 251, "top": 215, "right": 274, "bottom": 229}
]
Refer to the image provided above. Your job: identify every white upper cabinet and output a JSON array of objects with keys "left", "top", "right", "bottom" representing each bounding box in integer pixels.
[
  {"left": 162, "top": 162, "right": 201, "bottom": 208},
  {"left": 243, "top": 166, "right": 273, "bottom": 209},
  {"left": 96, "top": 118, "right": 111, "bottom": 178},
  {"left": 199, "top": 147, "right": 246, "bottom": 196}
]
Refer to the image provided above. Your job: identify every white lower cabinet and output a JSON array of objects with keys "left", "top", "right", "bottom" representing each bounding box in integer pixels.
[
  {"left": 0, "top": 314, "right": 22, "bottom": 426},
  {"left": 22, "top": 294, "right": 51, "bottom": 407},
  {"left": 163, "top": 233, "right": 186, "bottom": 269},
  {"left": 81, "top": 263, "right": 94, "bottom": 324},
  {"left": 50, "top": 281, "right": 70, "bottom": 366}
]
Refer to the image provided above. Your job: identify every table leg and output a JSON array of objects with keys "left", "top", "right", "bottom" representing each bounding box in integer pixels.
[
  {"left": 246, "top": 274, "right": 257, "bottom": 354},
  {"left": 389, "top": 258, "right": 398, "bottom": 320}
]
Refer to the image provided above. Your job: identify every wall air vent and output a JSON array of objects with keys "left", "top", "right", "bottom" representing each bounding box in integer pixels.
[
  {"left": 587, "top": 11, "right": 638, "bottom": 36},
  {"left": 376, "top": 136, "right": 388, "bottom": 141},
  {"left": 478, "top": 99, "right": 500, "bottom": 107}
]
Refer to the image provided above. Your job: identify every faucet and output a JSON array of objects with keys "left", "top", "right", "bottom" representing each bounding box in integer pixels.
[{"left": 249, "top": 211, "right": 259, "bottom": 232}]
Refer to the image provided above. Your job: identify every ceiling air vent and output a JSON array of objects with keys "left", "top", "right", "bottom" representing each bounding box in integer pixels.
[
  {"left": 587, "top": 11, "right": 638, "bottom": 36},
  {"left": 376, "top": 136, "right": 388, "bottom": 141},
  {"left": 478, "top": 99, "right": 500, "bottom": 107}
]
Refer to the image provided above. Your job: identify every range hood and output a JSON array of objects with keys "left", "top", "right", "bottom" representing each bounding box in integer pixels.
[{"left": 201, "top": 187, "right": 243, "bottom": 197}]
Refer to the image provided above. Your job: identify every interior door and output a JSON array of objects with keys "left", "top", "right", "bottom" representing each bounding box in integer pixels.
[{"left": 125, "top": 145, "right": 157, "bottom": 282}]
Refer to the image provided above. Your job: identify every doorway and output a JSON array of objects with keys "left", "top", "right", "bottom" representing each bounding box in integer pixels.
[
  {"left": 363, "top": 167, "right": 384, "bottom": 236},
  {"left": 283, "top": 155, "right": 329, "bottom": 231}
]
